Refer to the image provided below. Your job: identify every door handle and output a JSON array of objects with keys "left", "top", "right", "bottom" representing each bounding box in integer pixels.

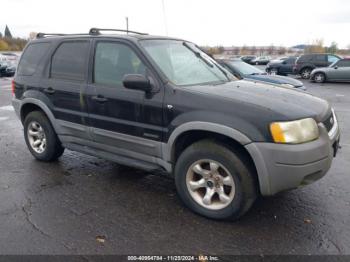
[
  {"left": 92, "top": 95, "right": 108, "bottom": 103},
  {"left": 44, "top": 87, "right": 55, "bottom": 94}
]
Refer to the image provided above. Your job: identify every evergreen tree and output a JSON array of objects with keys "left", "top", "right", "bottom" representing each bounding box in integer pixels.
[{"left": 5, "top": 25, "right": 12, "bottom": 38}]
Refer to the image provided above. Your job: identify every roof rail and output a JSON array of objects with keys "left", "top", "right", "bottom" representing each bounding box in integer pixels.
[
  {"left": 89, "top": 28, "right": 148, "bottom": 36},
  {"left": 36, "top": 32, "right": 90, "bottom": 39},
  {"left": 36, "top": 33, "right": 66, "bottom": 38}
]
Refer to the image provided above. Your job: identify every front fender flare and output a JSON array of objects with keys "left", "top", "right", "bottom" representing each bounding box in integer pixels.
[{"left": 161, "top": 121, "right": 252, "bottom": 163}]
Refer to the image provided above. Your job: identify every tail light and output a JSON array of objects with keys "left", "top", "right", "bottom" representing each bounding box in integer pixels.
[{"left": 11, "top": 80, "right": 15, "bottom": 95}]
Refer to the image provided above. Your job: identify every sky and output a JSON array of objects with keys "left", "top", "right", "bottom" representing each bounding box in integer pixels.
[{"left": 1, "top": 0, "right": 350, "bottom": 48}]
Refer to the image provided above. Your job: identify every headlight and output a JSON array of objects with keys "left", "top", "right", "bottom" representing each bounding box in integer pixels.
[
  {"left": 280, "top": 83, "right": 295, "bottom": 88},
  {"left": 270, "top": 118, "right": 319, "bottom": 144}
]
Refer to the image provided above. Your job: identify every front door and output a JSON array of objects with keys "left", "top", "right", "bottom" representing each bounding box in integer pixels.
[
  {"left": 328, "top": 59, "right": 350, "bottom": 81},
  {"left": 85, "top": 40, "right": 164, "bottom": 159}
]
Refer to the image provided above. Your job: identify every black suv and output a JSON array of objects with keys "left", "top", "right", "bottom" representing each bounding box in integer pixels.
[
  {"left": 293, "top": 53, "right": 341, "bottom": 79},
  {"left": 12, "top": 29, "right": 340, "bottom": 220}
]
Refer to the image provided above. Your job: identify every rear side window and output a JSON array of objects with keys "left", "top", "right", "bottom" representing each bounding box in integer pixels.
[
  {"left": 51, "top": 41, "right": 89, "bottom": 81},
  {"left": 17, "top": 42, "right": 51, "bottom": 76},
  {"left": 315, "top": 55, "right": 326, "bottom": 62},
  {"left": 297, "top": 55, "right": 309, "bottom": 63}
]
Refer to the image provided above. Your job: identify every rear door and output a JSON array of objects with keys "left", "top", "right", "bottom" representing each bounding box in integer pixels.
[
  {"left": 85, "top": 39, "right": 164, "bottom": 159},
  {"left": 40, "top": 39, "right": 91, "bottom": 140},
  {"left": 313, "top": 55, "right": 327, "bottom": 68}
]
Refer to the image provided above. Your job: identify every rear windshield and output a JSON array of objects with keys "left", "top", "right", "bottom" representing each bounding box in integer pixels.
[{"left": 17, "top": 42, "right": 51, "bottom": 76}]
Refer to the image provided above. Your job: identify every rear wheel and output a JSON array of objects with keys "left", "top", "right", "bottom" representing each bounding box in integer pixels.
[
  {"left": 24, "top": 111, "right": 65, "bottom": 162},
  {"left": 174, "top": 140, "right": 257, "bottom": 220},
  {"left": 300, "top": 67, "right": 312, "bottom": 79},
  {"left": 313, "top": 72, "right": 326, "bottom": 83}
]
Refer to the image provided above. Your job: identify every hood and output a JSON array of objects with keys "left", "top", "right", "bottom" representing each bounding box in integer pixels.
[
  {"left": 244, "top": 74, "right": 304, "bottom": 88},
  {"left": 184, "top": 80, "right": 330, "bottom": 122}
]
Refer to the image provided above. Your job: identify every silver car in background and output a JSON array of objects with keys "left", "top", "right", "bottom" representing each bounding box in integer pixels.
[{"left": 311, "top": 58, "right": 350, "bottom": 83}]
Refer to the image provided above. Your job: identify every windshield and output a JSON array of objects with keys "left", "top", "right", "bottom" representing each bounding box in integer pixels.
[
  {"left": 140, "top": 40, "right": 231, "bottom": 86},
  {"left": 228, "top": 61, "right": 263, "bottom": 75}
]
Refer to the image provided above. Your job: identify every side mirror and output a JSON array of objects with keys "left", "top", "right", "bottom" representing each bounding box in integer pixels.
[
  {"left": 123, "top": 74, "right": 152, "bottom": 92},
  {"left": 334, "top": 65, "right": 338, "bottom": 69}
]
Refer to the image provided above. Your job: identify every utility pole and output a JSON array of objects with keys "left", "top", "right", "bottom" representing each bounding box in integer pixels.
[
  {"left": 162, "top": 0, "right": 168, "bottom": 36},
  {"left": 126, "top": 17, "right": 129, "bottom": 34}
]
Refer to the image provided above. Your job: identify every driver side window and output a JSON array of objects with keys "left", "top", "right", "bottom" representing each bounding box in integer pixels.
[{"left": 94, "top": 42, "right": 146, "bottom": 87}]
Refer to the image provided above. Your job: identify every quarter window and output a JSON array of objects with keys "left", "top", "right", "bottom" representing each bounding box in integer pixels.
[
  {"left": 17, "top": 43, "right": 51, "bottom": 76},
  {"left": 328, "top": 55, "right": 339, "bottom": 64},
  {"left": 51, "top": 41, "right": 89, "bottom": 81},
  {"left": 94, "top": 42, "right": 146, "bottom": 87}
]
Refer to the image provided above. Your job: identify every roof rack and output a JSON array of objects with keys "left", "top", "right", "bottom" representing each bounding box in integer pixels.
[
  {"left": 89, "top": 28, "right": 148, "bottom": 35},
  {"left": 36, "top": 33, "right": 66, "bottom": 38},
  {"left": 36, "top": 28, "right": 148, "bottom": 39}
]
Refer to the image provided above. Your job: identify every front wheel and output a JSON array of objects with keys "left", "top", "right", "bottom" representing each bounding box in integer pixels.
[
  {"left": 24, "top": 111, "right": 65, "bottom": 162},
  {"left": 313, "top": 72, "right": 326, "bottom": 83},
  {"left": 174, "top": 140, "right": 257, "bottom": 220}
]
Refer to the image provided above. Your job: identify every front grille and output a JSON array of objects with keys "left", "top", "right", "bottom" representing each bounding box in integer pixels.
[{"left": 323, "top": 113, "right": 335, "bottom": 132}]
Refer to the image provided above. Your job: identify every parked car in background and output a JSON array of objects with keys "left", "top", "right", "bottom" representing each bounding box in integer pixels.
[
  {"left": 218, "top": 59, "right": 305, "bottom": 90},
  {"left": 293, "top": 53, "right": 341, "bottom": 79},
  {"left": 241, "top": 55, "right": 256, "bottom": 64},
  {"left": 0, "top": 52, "right": 19, "bottom": 62},
  {"left": 0, "top": 60, "right": 17, "bottom": 77},
  {"left": 310, "top": 58, "right": 350, "bottom": 83},
  {"left": 251, "top": 56, "right": 270, "bottom": 65},
  {"left": 266, "top": 56, "right": 298, "bottom": 76}
]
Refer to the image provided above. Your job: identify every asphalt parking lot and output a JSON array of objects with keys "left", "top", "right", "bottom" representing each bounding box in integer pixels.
[{"left": 0, "top": 74, "right": 349, "bottom": 255}]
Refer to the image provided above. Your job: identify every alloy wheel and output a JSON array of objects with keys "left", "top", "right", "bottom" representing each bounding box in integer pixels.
[
  {"left": 186, "top": 159, "right": 235, "bottom": 210},
  {"left": 27, "top": 121, "right": 47, "bottom": 154},
  {"left": 314, "top": 73, "right": 325, "bottom": 83}
]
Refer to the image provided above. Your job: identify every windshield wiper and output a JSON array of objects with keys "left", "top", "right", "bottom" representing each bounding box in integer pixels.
[{"left": 183, "top": 42, "right": 214, "bottom": 68}]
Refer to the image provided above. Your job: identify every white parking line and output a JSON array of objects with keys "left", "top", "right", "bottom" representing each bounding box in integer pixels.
[{"left": 0, "top": 105, "right": 14, "bottom": 111}]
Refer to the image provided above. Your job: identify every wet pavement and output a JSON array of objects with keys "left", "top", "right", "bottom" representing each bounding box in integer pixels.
[{"left": 0, "top": 76, "right": 349, "bottom": 255}]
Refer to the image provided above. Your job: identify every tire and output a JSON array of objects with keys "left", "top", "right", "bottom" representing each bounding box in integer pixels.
[
  {"left": 300, "top": 67, "right": 312, "bottom": 79},
  {"left": 174, "top": 140, "right": 257, "bottom": 220},
  {"left": 313, "top": 72, "right": 326, "bottom": 83},
  {"left": 269, "top": 68, "right": 278, "bottom": 75},
  {"left": 24, "top": 111, "right": 65, "bottom": 162}
]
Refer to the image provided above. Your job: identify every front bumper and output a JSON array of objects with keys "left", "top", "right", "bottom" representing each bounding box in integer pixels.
[{"left": 245, "top": 114, "right": 340, "bottom": 196}]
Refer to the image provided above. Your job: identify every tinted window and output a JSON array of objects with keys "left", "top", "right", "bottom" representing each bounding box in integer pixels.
[
  {"left": 17, "top": 43, "right": 51, "bottom": 76},
  {"left": 297, "top": 55, "right": 312, "bottom": 63},
  {"left": 336, "top": 60, "right": 350, "bottom": 67},
  {"left": 94, "top": 42, "right": 146, "bottom": 87},
  {"left": 315, "top": 55, "right": 326, "bottom": 62},
  {"left": 286, "top": 57, "right": 296, "bottom": 64},
  {"left": 51, "top": 41, "right": 89, "bottom": 81},
  {"left": 328, "top": 55, "right": 340, "bottom": 63}
]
